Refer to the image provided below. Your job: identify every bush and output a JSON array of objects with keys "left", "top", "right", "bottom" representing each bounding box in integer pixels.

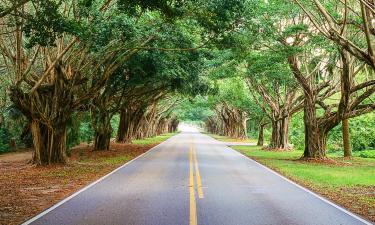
[
  {"left": 111, "top": 114, "right": 120, "bottom": 138},
  {"left": 348, "top": 113, "right": 375, "bottom": 151},
  {"left": 0, "top": 127, "right": 10, "bottom": 153},
  {"left": 79, "top": 121, "right": 94, "bottom": 143},
  {"left": 326, "top": 113, "right": 375, "bottom": 152},
  {"left": 289, "top": 112, "right": 375, "bottom": 153},
  {"left": 66, "top": 113, "right": 95, "bottom": 155},
  {"left": 290, "top": 112, "right": 304, "bottom": 150},
  {"left": 358, "top": 150, "right": 375, "bottom": 159}
]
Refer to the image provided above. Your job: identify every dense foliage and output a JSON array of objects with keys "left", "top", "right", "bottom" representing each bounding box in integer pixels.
[{"left": 0, "top": 0, "right": 374, "bottom": 161}]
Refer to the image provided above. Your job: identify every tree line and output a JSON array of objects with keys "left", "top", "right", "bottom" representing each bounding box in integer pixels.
[
  {"left": 185, "top": 0, "right": 374, "bottom": 159},
  {"left": 0, "top": 0, "right": 374, "bottom": 164},
  {"left": 0, "top": 0, "right": 243, "bottom": 165}
]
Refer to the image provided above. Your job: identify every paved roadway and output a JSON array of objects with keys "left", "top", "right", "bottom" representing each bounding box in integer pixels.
[{"left": 24, "top": 131, "right": 372, "bottom": 225}]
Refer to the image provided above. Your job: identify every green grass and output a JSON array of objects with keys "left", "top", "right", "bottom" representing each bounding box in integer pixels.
[
  {"left": 133, "top": 132, "right": 177, "bottom": 145},
  {"left": 233, "top": 146, "right": 375, "bottom": 187},
  {"left": 207, "top": 133, "right": 258, "bottom": 143},
  {"left": 357, "top": 150, "right": 375, "bottom": 159},
  {"left": 100, "top": 155, "right": 130, "bottom": 165}
]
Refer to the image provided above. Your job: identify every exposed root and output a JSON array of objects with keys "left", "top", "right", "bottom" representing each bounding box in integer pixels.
[
  {"left": 262, "top": 146, "right": 293, "bottom": 152},
  {"left": 297, "top": 157, "right": 346, "bottom": 165}
]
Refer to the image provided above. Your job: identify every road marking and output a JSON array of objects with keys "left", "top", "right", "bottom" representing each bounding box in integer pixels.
[
  {"left": 193, "top": 146, "right": 204, "bottom": 199},
  {"left": 189, "top": 146, "right": 197, "bottom": 225},
  {"left": 22, "top": 136, "right": 178, "bottom": 225},
  {"left": 209, "top": 137, "right": 374, "bottom": 225}
]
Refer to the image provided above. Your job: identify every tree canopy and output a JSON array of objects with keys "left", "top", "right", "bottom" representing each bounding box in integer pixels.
[{"left": 0, "top": 0, "right": 374, "bottom": 164}]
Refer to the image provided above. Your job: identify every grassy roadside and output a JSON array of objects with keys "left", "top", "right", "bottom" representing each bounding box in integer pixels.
[
  {"left": 231, "top": 145, "right": 375, "bottom": 222},
  {"left": 133, "top": 132, "right": 177, "bottom": 145},
  {"left": 0, "top": 132, "right": 177, "bottom": 225},
  {"left": 205, "top": 133, "right": 258, "bottom": 143}
]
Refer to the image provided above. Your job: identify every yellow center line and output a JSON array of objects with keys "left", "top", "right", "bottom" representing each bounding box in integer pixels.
[
  {"left": 189, "top": 146, "right": 197, "bottom": 225},
  {"left": 193, "top": 146, "right": 204, "bottom": 199}
]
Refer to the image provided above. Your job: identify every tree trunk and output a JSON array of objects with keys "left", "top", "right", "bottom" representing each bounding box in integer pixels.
[
  {"left": 342, "top": 118, "right": 352, "bottom": 157},
  {"left": 9, "top": 63, "right": 75, "bottom": 165},
  {"left": 303, "top": 127, "right": 328, "bottom": 158},
  {"left": 117, "top": 109, "right": 136, "bottom": 143},
  {"left": 169, "top": 118, "right": 179, "bottom": 133},
  {"left": 117, "top": 110, "right": 128, "bottom": 142},
  {"left": 117, "top": 107, "right": 145, "bottom": 143},
  {"left": 269, "top": 116, "right": 290, "bottom": 150},
  {"left": 30, "top": 119, "right": 67, "bottom": 165},
  {"left": 94, "top": 132, "right": 111, "bottom": 151},
  {"left": 257, "top": 124, "right": 265, "bottom": 146},
  {"left": 92, "top": 106, "right": 113, "bottom": 151},
  {"left": 302, "top": 93, "right": 327, "bottom": 158},
  {"left": 303, "top": 97, "right": 342, "bottom": 158}
]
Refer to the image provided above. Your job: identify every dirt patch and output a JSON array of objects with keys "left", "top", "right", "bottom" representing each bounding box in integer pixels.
[
  {"left": 0, "top": 150, "right": 32, "bottom": 163},
  {"left": 0, "top": 142, "right": 156, "bottom": 225},
  {"left": 293, "top": 157, "right": 350, "bottom": 166}
]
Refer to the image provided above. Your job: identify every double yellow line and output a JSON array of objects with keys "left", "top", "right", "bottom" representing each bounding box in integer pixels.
[{"left": 189, "top": 144, "right": 204, "bottom": 225}]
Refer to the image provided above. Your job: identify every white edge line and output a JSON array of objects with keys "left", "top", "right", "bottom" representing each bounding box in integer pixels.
[
  {"left": 226, "top": 144, "right": 373, "bottom": 225},
  {"left": 202, "top": 133, "right": 373, "bottom": 225},
  {"left": 22, "top": 135, "right": 176, "bottom": 225}
]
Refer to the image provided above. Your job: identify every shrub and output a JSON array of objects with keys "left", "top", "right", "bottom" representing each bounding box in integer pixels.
[
  {"left": 0, "top": 127, "right": 10, "bottom": 153},
  {"left": 358, "top": 150, "right": 375, "bottom": 159},
  {"left": 289, "top": 112, "right": 375, "bottom": 153},
  {"left": 290, "top": 112, "right": 304, "bottom": 150}
]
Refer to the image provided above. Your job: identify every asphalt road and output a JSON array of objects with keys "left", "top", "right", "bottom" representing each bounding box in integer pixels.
[{"left": 24, "top": 131, "right": 372, "bottom": 225}]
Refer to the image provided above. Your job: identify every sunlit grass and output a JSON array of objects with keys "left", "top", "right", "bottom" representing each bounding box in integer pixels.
[
  {"left": 233, "top": 145, "right": 375, "bottom": 187},
  {"left": 100, "top": 155, "right": 130, "bottom": 165},
  {"left": 133, "top": 132, "right": 177, "bottom": 145},
  {"left": 206, "top": 133, "right": 258, "bottom": 143}
]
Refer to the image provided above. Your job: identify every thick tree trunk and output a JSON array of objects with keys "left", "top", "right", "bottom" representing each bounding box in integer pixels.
[
  {"left": 117, "top": 110, "right": 128, "bottom": 142},
  {"left": 257, "top": 124, "right": 265, "bottom": 146},
  {"left": 302, "top": 95, "right": 342, "bottom": 158},
  {"left": 92, "top": 107, "right": 112, "bottom": 151},
  {"left": 93, "top": 123, "right": 112, "bottom": 151},
  {"left": 10, "top": 63, "right": 77, "bottom": 165},
  {"left": 30, "top": 119, "right": 67, "bottom": 165},
  {"left": 269, "top": 116, "right": 290, "bottom": 150},
  {"left": 303, "top": 127, "right": 328, "bottom": 158},
  {"left": 94, "top": 132, "right": 111, "bottom": 151},
  {"left": 156, "top": 118, "right": 169, "bottom": 135},
  {"left": 302, "top": 93, "right": 333, "bottom": 158},
  {"left": 340, "top": 50, "right": 352, "bottom": 158},
  {"left": 342, "top": 118, "right": 352, "bottom": 157},
  {"left": 302, "top": 93, "right": 323, "bottom": 158},
  {"left": 169, "top": 118, "right": 179, "bottom": 133},
  {"left": 130, "top": 112, "right": 145, "bottom": 141},
  {"left": 117, "top": 107, "right": 145, "bottom": 143}
]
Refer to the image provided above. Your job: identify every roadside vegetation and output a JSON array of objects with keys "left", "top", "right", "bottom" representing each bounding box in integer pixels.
[
  {"left": 0, "top": 0, "right": 242, "bottom": 162},
  {"left": 205, "top": 133, "right": 258, "bottom": 143}
]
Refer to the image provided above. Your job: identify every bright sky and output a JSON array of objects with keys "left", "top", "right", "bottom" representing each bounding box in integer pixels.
[{"left": 178, "top": 123, "right": 200, "bottom": 132}]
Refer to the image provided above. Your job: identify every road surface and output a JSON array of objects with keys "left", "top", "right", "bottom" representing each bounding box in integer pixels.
[{"left": 24, "top": 131, "right": 372, "bottom": 225}]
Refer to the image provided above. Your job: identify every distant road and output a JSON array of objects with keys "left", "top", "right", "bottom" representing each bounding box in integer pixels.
[{"left": 24, "top": 131, "right": 372, "bottom": 225}]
